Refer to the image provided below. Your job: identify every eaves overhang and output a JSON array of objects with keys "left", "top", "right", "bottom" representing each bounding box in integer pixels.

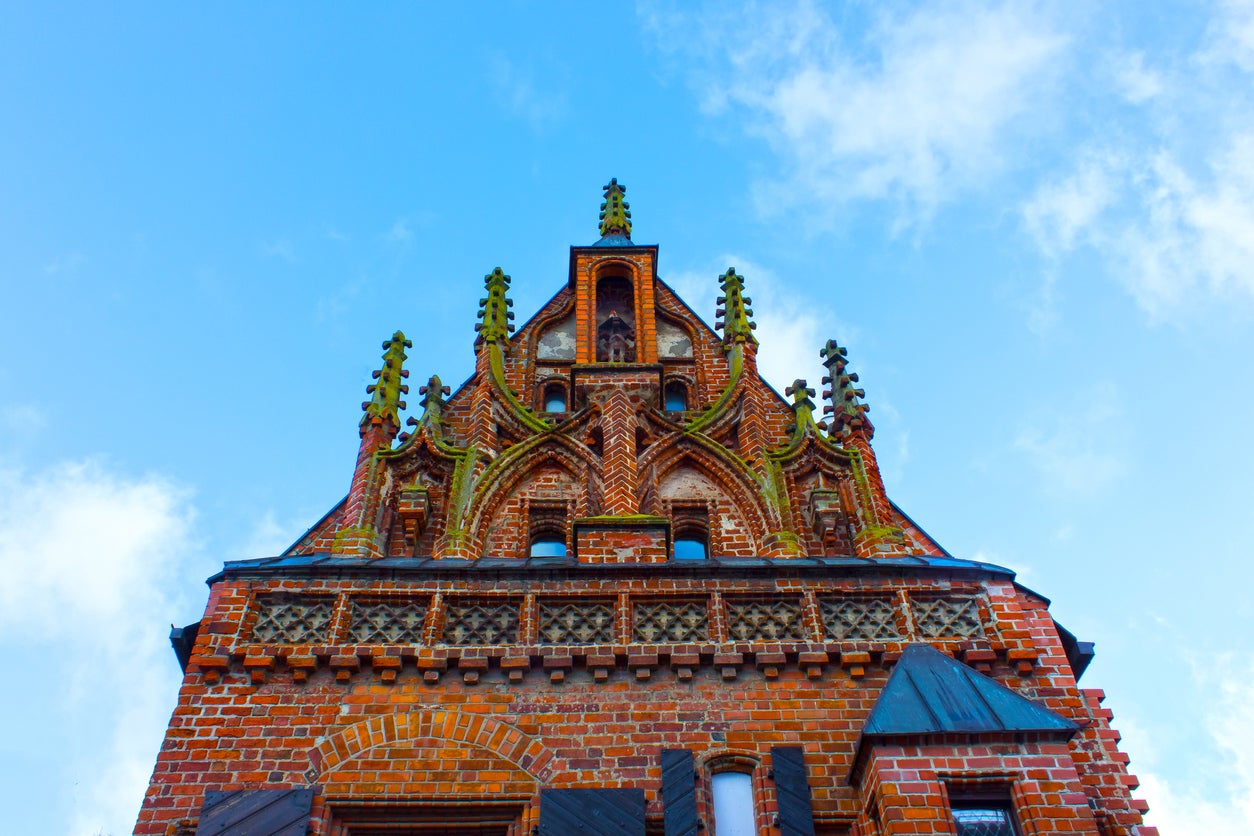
[{"left": 208, "top": 553, "right": 1016, "bottom": 586}]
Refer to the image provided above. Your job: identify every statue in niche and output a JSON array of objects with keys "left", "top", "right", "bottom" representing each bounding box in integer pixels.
[{"left": 597, "top": 311, "right": 636, "bottom": 362}]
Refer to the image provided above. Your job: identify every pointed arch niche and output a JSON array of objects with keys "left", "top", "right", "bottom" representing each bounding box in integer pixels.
[{"left": 656, "top": 460, "right": 758, "bottom": 557}]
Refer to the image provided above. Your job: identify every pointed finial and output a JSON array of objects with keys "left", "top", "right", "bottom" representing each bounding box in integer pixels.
[
  {"left": 475, "top": 267, "right": 516, "bottom": 344},
  {"left": 820, "top": 339, "right": 872, "bottom": 437},
  {"left": 598, "top": 178, "right": 632, "bottom": 240},
  {"left": 784, "top": 379, "right": 819, "bottom": 440},
  {"left": 715, "top": 268, "right": 759, "bottom": 347},
  {"left": 403, "top": 373, "right": 452, "bottom": 439},
  {"left": 360, "top": 330, "right": 412, "bottom": 434}
]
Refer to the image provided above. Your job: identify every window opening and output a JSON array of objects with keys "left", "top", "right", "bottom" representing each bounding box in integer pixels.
[
  {"left": 664, "top": 381, "right": 688, "bottom": 412},
  {"left": 596, "top": 275, "right": 637, "bottom": 362},
  {"left": 528, "top": 500, "right": 568, "bottom": 558},
  {"left": 949, "top": 790, "right": 1020, "bottom": 836},
  {"left": 671, "top": 503, "right": 710, "bottom": 560},
  {"left": 543, "top": 383, "right": 567, "bottom": 413},
  {"left": 529, "top": 535, "right": 566, "bottom": 558},
  {"left": 674, "top": 538, "right": 707, "bottom": 560},
  {"left": 711, "top": 772, "right": 756, "bottom": 836}
]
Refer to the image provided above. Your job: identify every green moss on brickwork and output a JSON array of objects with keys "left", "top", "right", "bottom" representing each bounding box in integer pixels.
[
  {"left": 598, "top": 178, "right": 632, "bottom": 238},
  {"left": 820, "top": 338, "right": 873, "bottom": 438},
  {"left": 715, "top": 268, "right": 758, "bottom": 347},
  {"left": 686, "top": 342, "right": 744, "bottom": 434},
  {"left": 360, "top": 331, "right": 412, "bottom": 432}
]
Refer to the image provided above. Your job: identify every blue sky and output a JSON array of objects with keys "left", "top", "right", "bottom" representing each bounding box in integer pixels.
[{"left": 2, "top": 2, "right": 1252, "bottom": 833}]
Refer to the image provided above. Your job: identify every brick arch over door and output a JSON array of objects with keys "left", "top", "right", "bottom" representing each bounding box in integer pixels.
[{"left": 307, "top": 709, "right": 560, "bottom": 784}]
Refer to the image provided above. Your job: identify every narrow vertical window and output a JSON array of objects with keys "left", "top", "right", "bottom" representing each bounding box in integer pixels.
[
  {"left": 672, "top": 503, "right": 710, "bottom": 560},
  {"left": 711, "top": 772, "right": 755, "bottom": 836},
  {"left": 664, "top": 381, "right": 688, "bottom": 412},
  {"left": 543, "top": 383, "right": 567, "bottom": 413},
  {"left": 528, "top": 501, "right": 568, "bottom": 558}
]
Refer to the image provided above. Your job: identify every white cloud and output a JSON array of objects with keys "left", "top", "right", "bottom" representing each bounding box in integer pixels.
[
  {"left": 43, "top": 252, "right": 86, "bottom": 275},
  {"left": 260, "top": 237, "right": 297, "bottom": 262},
  {"left": 387, "top": 218, "right": 414, "bottom": 244},
  {"left": 1030, "top": 136, "right": 1254, "bottom": 318},
  {"left": 666, "top": 255, "right": 851, "bottom": 397},
  {"left": 1201, "top": 0, "right": 1254, "bottom": 72},
  {"left": 1013, "top": 383, "right": 1126, "bottom": 496},
  {"left": 1019, "top": 1, "right": 1254, "bottom": 319},
  {"left": 1023, "top": 152, "right": 1119, "bottom": 258},
  {"left": 1131, "top": 656, "right": 1254, "bottom": 834},
  {"left": 486, "top": 54, "right": 567, "bottom": 132},
  {"left": 1110, "top": 51, "right": 1164, "bottom": 103},
  {"left": 648, "top": 1, "right": 1069, "bottom": 223},
  {"left": 0, "top": 461, "right": 198, "bottom": 836}
]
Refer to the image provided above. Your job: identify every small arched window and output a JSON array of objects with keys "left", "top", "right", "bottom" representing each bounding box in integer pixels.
[
  {"left": 664, "top": 381, "right": 688, "bottom": 412},
  {"left": 529, "top": 534, "right": 566, "bottom": 558},
  {"left": 711, "top": 771, "right": 756, "bottom": 835},
  {"left": 674, "top": 537, "right": 707, "bottom": 560},
  {"left": 543, "top": 383, "right": 567, "bottom": 413},
  {"left": 672, "top": 504, "right": 710, "bottom": 560}
]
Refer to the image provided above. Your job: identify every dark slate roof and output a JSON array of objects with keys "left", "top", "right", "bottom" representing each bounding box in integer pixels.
[
  {"left": 862, "top": 644, "right": 1077, "bottom": 737},
  {"left": 592, "top": 231, "right": 635, "bottom": 246},
  {"left": 849, "top": 643, "right": 1078, "bottom": 783},
  {"left": 209, "top": 553, "right": 1016, "bottom": 584},
  {"left": 1055, "top": 620, "right": 1096, "bottom": 681}
]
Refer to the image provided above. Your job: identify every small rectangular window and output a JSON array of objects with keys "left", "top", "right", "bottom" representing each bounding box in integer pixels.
[
  {"left": 711, "top": 772, "right": 756, "bottom": 836},
  {"left": 950, "top": 796, "right": 1020, "bottom": 836}
]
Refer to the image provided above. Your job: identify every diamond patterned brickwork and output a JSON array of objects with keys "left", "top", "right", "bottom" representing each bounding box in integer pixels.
[
  {"left": 251, "top": 596, "right": 334, "bottom": 644},
  {"left": 726, "top": 599, "right": 807, "bottom": 641},
  {"left": 442, "top": 601, "right": 520, "bottom": 646},
  {"left": 633, "top": 600, "right": 709, "bottom": 643},
  {"left": 820, "top": 598, "right": 902, "bottom": 641},
  {"left": 347, "top": 600, "right": 429, "bottom": 644},
  {"left": 539, "top": 601, "right": 615, "bottom": 645},
  {"left": 913, "top": 596, "right": 983, "bottom": 638}
]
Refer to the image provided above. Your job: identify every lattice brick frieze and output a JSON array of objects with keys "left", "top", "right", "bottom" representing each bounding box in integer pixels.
[
  {"left": 913, "top": 597, "right": 983, "bottom": 638},
  {"left": 633, "top": 601, "right": 709, "bottom": 643},
  {"left": 727, "top": 599, "right": 807, "bottom": 641},
  {"left": 252, "top": 596, "right": 334, "bottom": 644},
  {"left": 539, "top": 601, "right": 615, "bottom": 645},
  {"left": 820, "top": 598, "right": 902, "bottom": 641},
  {"left": 442, "top": 601, "right": 520, "bottom": 645},
  {"left": 347, "top": 600, "right": 429, "bottom": 644}
]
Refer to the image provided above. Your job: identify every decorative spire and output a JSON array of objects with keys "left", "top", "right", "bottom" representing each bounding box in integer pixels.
[
  {"left": 401, "top": 374, "right": 451, "bottom": 442},
  {"left": 820, "top": 339, "right": 872, "bottom": 438},
  {"left": 360, "top": 331, "right": 411, "bottom": 434},
  {"left": 598, "top": 178, "right": 632, "bottom": 240},
  {"left": 419, "top": 374, "right": 451, "bottom": 425},
  {"left": 784, "top": 379, "right": 819, "bottom": 442},
  {"left": 715, "top": 268, "right": 758, "bottom": 347},
  {"left": 475, "top": 267, "right": 515, "bottom": 344}
]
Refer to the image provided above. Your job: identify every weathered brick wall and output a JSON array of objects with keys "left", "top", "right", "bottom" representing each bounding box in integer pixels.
[{"left": 136, "top": 572, "right": 1153, "bottom": 835}]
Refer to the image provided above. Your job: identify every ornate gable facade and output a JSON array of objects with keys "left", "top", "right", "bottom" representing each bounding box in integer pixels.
[{"left": 137, "top": 182, "right": 1156, "bottom": 836}]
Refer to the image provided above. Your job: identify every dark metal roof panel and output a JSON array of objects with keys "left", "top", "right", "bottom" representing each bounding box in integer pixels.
[{"left": 862, "top": 644, "right": 1078, "bottom": 737}]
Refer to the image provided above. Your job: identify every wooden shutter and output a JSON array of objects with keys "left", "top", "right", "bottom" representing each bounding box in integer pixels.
[
  {"left": 661, "top": 749, "right": 699, "bottom": 836},
  {"left": 196, "top": 788, "right": 314, "bottom": 836},
  {"left": 539, "top": 788, "right": 646, "bottom": 835},
  {"left": 771, "top": 746, "right": 817, "bottom": 836}
]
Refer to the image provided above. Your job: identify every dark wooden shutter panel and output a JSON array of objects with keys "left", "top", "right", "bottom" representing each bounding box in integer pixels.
[
  {"left": 539, "top": 788, "right": 646, "bottom": 835},
  {"left": 771, "top": 746, "right": 817, "bottom": 836},
  {"left": 196, "top": 788, "right": 314, "bottom": 836},
  {"left": 661, "top": 749, "right": 699, "bottom": 836}
]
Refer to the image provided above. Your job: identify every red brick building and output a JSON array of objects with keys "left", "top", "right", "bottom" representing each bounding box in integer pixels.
[{"left": 138, "top": 181, "right": 1156, "bottom": 836}]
